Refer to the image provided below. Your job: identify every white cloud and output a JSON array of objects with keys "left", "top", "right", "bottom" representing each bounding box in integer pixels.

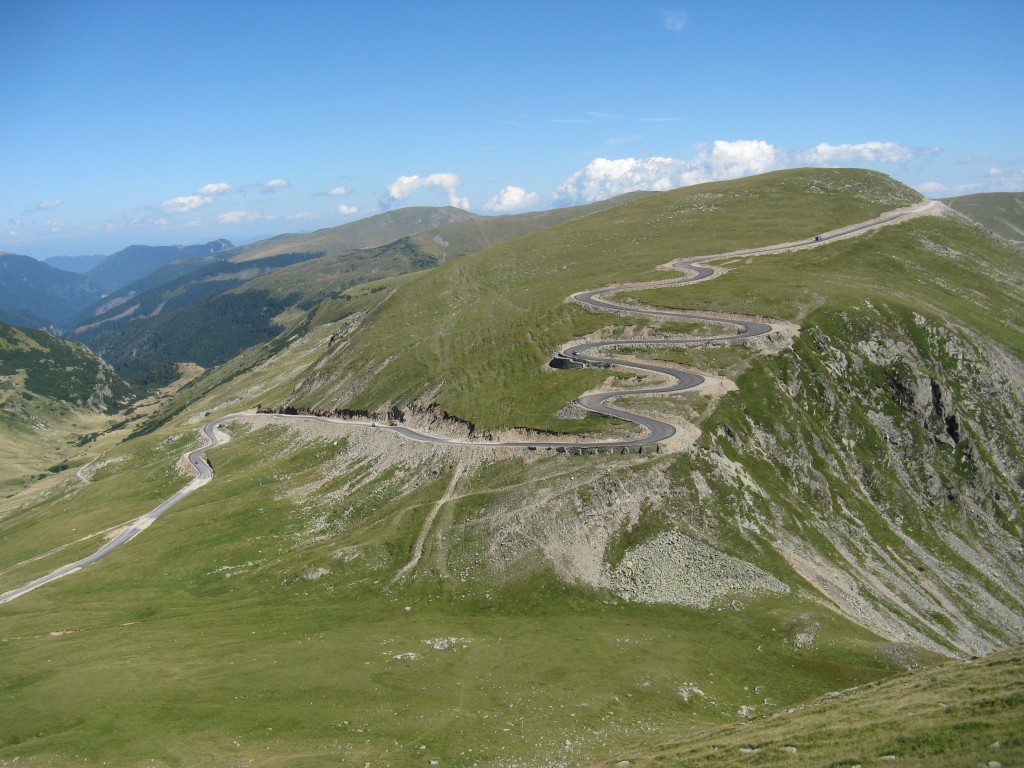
[
  {"left": 918, "top": 181, "right": 948, "bottom": 194},
  {"left": 287, "top": 211, "right": 315, "bottom": 221},
  {"left": 705, "top": 139, "right": 778, "bottom": 178},
  {"left": 329, "top": 186, "right": 349, "bottom": 196},
  {"left": 554, "top": 140, "right": 779, "bottom": 204},
  {"left": 217, "top": 210, "right": 268, "bottom": 224},
  {"left": 386, "top": 172, "right": 470, "bottom": 209},
  {"left": 161, "top": 194, "right": 214, "bottom": 213},
  {"left": 662, "top": 10, "right": 687, "bottom": 31},
  {"left": 262, "top": 178, "right": 289, "bottom": 191},
  {"left": 337, "top": 204, "right": 358, "bottom": 215},
  {"left": 978, "top": 164, "right": 1024, "bottom": 191},
  {"left": 34, "top": 199, "right": 62, "bottom": 211},
  {"left": 197, "top": 182, "right": 233, "bottom": 196},
  {"left": 485, "top": 185, "right": 540, "bottom": 212},
  {"left": 554, "top": 138, "right": 940, "bottom": 205},
  {"left": 798, "top": 142, "right": 918, "bottom": 165}
]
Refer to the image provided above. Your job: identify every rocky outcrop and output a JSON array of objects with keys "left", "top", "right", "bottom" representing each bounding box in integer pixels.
[
  {"left": 606, "top": 530, "right": 789, "bottom": 607},
  {"left": 683, "top": 306, "right": 1024, "bottom": 656}
]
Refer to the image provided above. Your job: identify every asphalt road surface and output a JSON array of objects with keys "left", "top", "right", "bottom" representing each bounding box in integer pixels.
[{"left": 0, "top": 421, "right": 226, "bottom": 603}]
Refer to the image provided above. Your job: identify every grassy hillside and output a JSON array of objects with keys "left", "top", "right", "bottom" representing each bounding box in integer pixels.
[
  {"left": 590, "top": 645, "right": 1024, "bottom": 767},
  {"left": 0, "top": 322, "right": 134, "bottom": 492},
  {"left": 75, "top": 196, "right": 651, "bottom": 391},
  {"left": 286, "top": 168, "right": 920, "bottom": 430},
  {"left": 627, "top": 212, "right": 1024, "bottom": 656},
  {"left": 226, "top": 206, "right": 479, "bottom": 263},
  {"left": 943, "top": 191, "right": 1024, "bottom": 241},
  {"left": 0, "top": 416, "right": 934, "bottom": 767},
  {"left": 224, "top": 193, "right": 653, "bottom": 317},
  {"left": 1, "top": 169, "right": 1021, "bottom": 766}
]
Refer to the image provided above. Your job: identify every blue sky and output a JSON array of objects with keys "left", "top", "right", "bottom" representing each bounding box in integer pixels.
[{"left": 2, "top": 1, "right": 1021, "bottom": 259}]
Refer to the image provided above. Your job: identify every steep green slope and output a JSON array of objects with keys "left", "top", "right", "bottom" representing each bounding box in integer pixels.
[
  {"left": 626, "top": 212, "right": 1024, "bottom": 655},
  {"left": 943, "top": 191, "right": 1024, "bottom": 241},
  {"left": 226, "top": 205, "right": 479, "bottom": 263},
  {"left": 590, "top": 645, "right": 1024, "bottom": 768},
  {"left": 0, "top": 323, "right": 132, "bottom": 410},
  {"left": 72, "top": 251, "right": 318, "bottom": 339},
  {"left": 286, "top": 168, "right": 920, "bottom": 429},
  {"left": 76, "top": 196, "right": 652, "bottom": 390},
  {"left": 233, "top": 192, "right": 654, "bottom": 309},
  {"left": 0, "top": 322, "right": 133, "bottom": 490}
]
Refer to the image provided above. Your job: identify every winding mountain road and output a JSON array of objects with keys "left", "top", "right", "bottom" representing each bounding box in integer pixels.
[
  {"left": 0, "top": 200, "right": 937, "bottom": 603},
  {"left": 0, "top": 422, "right": 227, "bottom": 603}
]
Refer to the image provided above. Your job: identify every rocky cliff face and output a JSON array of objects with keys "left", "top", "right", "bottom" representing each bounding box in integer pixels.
[{"left": 655, "top": 303, "right": 1024, "bottom": 657}]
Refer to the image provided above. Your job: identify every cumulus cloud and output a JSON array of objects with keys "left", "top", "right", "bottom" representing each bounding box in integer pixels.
[
  {"left": 554, "top": 137, "right": 938, "bottom": 205},
  {"left": 554, "top": 140, "right": 779, "bottom": 204},
  {"left": 197, "top": 182, "right": 233, "bottom": 196},
  {"left": 262, "top": 178, "right": 289, "bottom": 191},
  {"left": 329, "top": 186, "right": 349, "bottom": 196},
  {"left": 662, "top": 10, "right": 687, "bottom": 31},
  {"left": 797, "top": 142, "right": 920, "bottom": 165},
  {"left": 705, "top": 139, "right": 778, "bottom": 178},
  {"left": 161, "top": 194, "right": 214, "bottom": 213},
  {"left": 33, "top": 199, "right": 62, "bottom": 211},
  {"left": 386, "top": 172, "right": 470, "bottom": 209},
  {"left": 337, "top": 203, "right": 358, "bottom": 215},
  {"left": 485, "top": 185, "right": 540, "bottom": 212}
]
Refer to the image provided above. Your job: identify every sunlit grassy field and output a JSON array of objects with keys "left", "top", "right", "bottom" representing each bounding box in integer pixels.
[{"left": 0, "top": 423, "right": 922, "bottom": 766}]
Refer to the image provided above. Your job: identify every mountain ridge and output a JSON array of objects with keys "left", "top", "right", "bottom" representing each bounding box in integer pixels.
[
  {"left": 0, "top": 252, "right": 102, "bottom": 327},
  {"left": 942, "top": 190, "right": 1024, "bottom": 241},
  {"left": 84, "top": 239, "right": 235, "bottom": 292},
  {"left": 0, "top": 169, "right": 1020, "bottom": 767}
]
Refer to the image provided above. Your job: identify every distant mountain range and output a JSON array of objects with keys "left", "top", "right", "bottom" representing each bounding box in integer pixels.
[
  {"left": 0, "top": 189, "right": 1016, "bottom": 391},
  {"left": 0, "top": 240, "right": 235, "bottom": 327},
  {"left": 85, "top": 239, "right": 233, "bottom": 292},
  {"left": 56, "top": 198, "right": 646, "bottom": 388},
  {"left": 0, "top": 253, "right": 103, "bottom": 327},
  {"left": 43, "top": 253, "right": 106, "bottom": 273}
]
